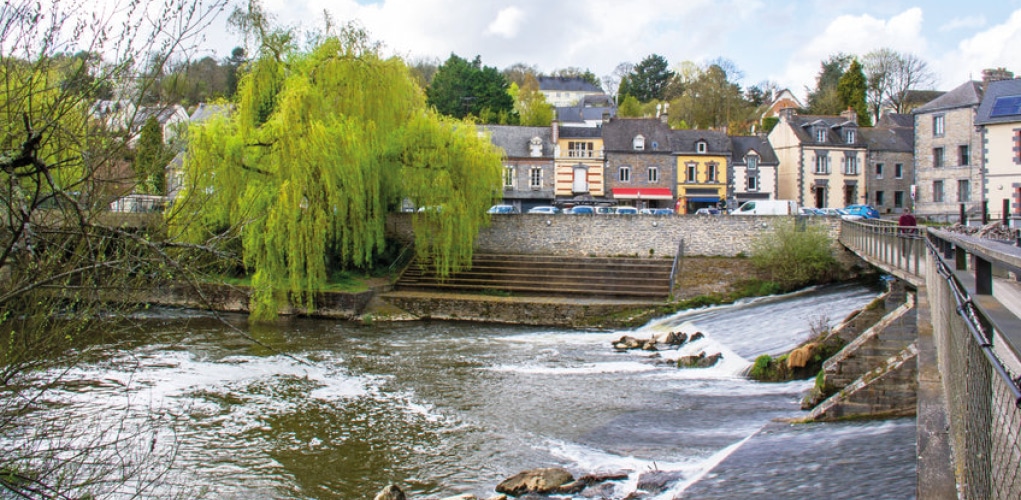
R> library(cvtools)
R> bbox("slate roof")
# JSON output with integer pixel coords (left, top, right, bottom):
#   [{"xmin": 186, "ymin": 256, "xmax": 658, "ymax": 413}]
[
  {"xmin": 558, "ymin": 125, "xmax": 602, "ymax": 139},
  {"xmin": 914, "ymin": 81, "xmax": 983, "ymax": 113},
  {"xmin": 669, "ymin": 129, "xmax": 731, "ymax": 154},
  {"xmin": 860, "ymin": 126, "xmax": 914, "ymax": 153},
  {"xmin": 975, "ymin": 78, "xmax": 1021, "ymax": 126},
  {"xmin": 731, "ymin": 136, "xmax": 778, "ymax": 164},
  {"xmin": 538, "ymin": 77, "xmax": 602, "ymax": 93},
  {"xmin": 600, "ymin": 118, "xmax": 672, "ymax": 152},
  {"xmin": 480, "ymin": 125, "xmax": 554, "ymax": 158},
  {"xmin": 876, "ymin": 113, "xmax": 913, "ymax": 129},
  {"xmin": 190, "ymin": 103, "xmax": 231, "ymax": 123},
  {"xmin": 555, "ymin": 105, "xmax": 615, "ymax": 125},
  {"xmin": 784, "ymin": 114, "xmax": 864, "ymax": 147}
]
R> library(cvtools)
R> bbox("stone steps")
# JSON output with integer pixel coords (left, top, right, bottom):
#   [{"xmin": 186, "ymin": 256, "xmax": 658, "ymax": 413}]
[{"xmin": 395, "ymin": 253, "xmax": 674, "ymax": 299}]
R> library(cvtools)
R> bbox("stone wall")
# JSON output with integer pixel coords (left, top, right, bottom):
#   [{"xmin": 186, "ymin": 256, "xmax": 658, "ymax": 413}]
[{"xmin": 387, "ymin": 214, "xmax": 841, "ymax": 258}]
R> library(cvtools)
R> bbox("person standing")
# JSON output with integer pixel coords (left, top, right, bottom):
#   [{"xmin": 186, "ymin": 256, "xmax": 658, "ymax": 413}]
[{"xmin": 898, "ymin": 208, "xmax": 918, "ymax": 256}]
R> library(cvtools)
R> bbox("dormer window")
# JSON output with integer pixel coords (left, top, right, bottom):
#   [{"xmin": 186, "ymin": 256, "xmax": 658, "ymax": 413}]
[
  {"xmin": 816, "ymin": 128, "xmax": 826, "ymax": 143},
  {"xmin": 846, "ymin": 129, "xmax": 856, "ymax": 144},
  {"xmin": 633, "ymin": 135, "xmax": 645, "ymax": 151},
  {"xmin": 696, "ymin": 141, "xmax": 708, "ymax": 154},
  {"xmin": 747, "ymin": 154, "xmax": 759, "ymax": 170},
  {"xmin": 528, "ymin": 136, "xmax": 543, "ymax": 157}
]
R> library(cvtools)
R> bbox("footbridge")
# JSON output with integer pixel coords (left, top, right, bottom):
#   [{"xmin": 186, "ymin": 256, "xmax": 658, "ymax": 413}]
[{"xmin": 839, "ymin": 219, "xmax": 1021, "ymax": 500}]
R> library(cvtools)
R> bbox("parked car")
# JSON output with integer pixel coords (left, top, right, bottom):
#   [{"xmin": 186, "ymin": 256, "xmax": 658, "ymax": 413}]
[
  {"xmin": 527, "ymin": 206, "xmax": 560, "ymax": 214},
  {"xmin": 652, "ymin": 208, "xmax": 675, "ymax": 215},
  {"xmin": 615, "ymin": 207, "xmax": 639, "ymax": 215},
  {"xmin": 569, "ymin": 206, "xmax": 595, "ymax": 214},
  {"xmin": 731, "ymin": 199, "xmax": 798, "ymax": 215},
  {"xmin": 799, "ymin": 207, "xmax": 823, "ymax": 216},
  {"xmin": 694, "ymin": 208, "xmax": 721, "ymax": 215},
  {"xmin": 594, "ymin": 206, "xmax": 616, "ymax": 215},
  {"xmin": 818, "ymin": 207, "xmax": 846, "ymax": 217},
  {"xmin": 487, "ymin": 204, "xmax": 519, "ymax": 214},
  {"xmin": 842, "ymin": 204, "xmax": 880, "ymax": 220}
]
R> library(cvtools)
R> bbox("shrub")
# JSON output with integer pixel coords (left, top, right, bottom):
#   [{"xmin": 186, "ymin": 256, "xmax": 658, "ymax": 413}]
[{"xmin": 750, "ymin": 218, "xmax": 837, "ymax": 289}]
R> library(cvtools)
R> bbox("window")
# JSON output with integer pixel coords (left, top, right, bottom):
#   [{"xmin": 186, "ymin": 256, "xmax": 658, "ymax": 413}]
[
  {"xmin": 648, "ymin": 166, "xmax": 659, "ymax": 183},
  {"xmin": 686, "ymin": 163, "xmax": 697, "ymax": 183},
  {"xmin": 815, "ymin": 153, "xmax": 829, "ymax": 174},
  {"xmin": 875, "ymin": 163, "xmax": 884, "ymax": 179},
  {"xmin": 933, "ymin": 180, "xmax": 944, "ymax": 203},
  {"xmin": 1015, "ymin": 131, "xmax": 1021, "ymax": 164},
  {"xmin": 572, "ymin": 166, "xmax": 588, "ymax": 193},
  {"xmin": 568, "ymin": 141, "xmax": 593, "ymax": 158},
  {"xmin": 846, "ymin": 129, "xmax": 856, "ymax": 144},
  {"xmin": 875, "ymin": 191, "xmax": 885, "ymax": 206},
  {"xmin": 747, "ymin": 174, "xmax": 759, "ymax": 191},
  {"xmin": 696, "ymin": 141, "xmax": 708, "ymax": 154},
  {"xmin": 747, "ymin": 155, "xmax": 758, "ymax": 170},
  {"xmin": 844, "ymin": 155, "xmax": 859, "ymax": 175},
  {"xmin": 503, "ymin": 166, "xmax": 515, "ymax": 188},
  {"xmin": 633, "ymin": 135, "xmax": 645, "ymax": 151},
  {"xmin": 816, "ymin": 128, "xmax": 826, "ymax": 143},
  {"xmin": 619, "ymin": 165, "xmax": 631, "ymax": 182},
  {"xmin": 933, "ymin": 114, "xmax": 945, "ymax": 136},
  {"xmin": 894, "ymin": 191, "xmax": 904, "ymax": 208},
  {"xmin": 959, "ymin": 145, "xmax": 970, "ymax": 166},
  {"xmin": 529, "ymin": 167, "xmax": 542, "ymax": 189},
  {"xmin": 706, "ymin": 163, "xmax": 717, "ymax": 182},
  {"xmin": 933, "ymin": 147, "xmax": 944, "ymax": 168},
  {"xmin": 895, "ymin": 163, "xmax": 904, "ymax": 179},
  {"xmin": 958, "ymin": 179, "xmax": 970, "ymax": 202}
]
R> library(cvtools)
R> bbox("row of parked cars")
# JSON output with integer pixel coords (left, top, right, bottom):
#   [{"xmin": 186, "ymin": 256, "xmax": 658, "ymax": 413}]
[
  {"xmin": 487, "ymin": 204, "xmax": 675, "ymax": 215},
  {"xmin": 798, "ymin": 204, "xmax": 881, "ymax": 220}
]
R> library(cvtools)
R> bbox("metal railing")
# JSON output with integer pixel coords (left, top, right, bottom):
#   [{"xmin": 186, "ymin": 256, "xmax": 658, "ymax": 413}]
[
  {"xmin": 924, "ymin": 231, "xmax": 1021, "ymax": 500},
  {"xmin": 839, "ymin": 219, "xmax": 925, "ymax": 284},
  {"xmin": 668, "ymin": 238, "xmax": 684, "ymax": 298}
]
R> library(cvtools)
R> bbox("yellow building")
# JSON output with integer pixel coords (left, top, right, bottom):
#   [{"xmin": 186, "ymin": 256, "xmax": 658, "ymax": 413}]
[
  {"xmin": 554, "ymin": 124, "xmax": 607, "ymax": 203},
  {"xmin": 672, "ymin": 130, "xmax": 731, "ymax": 213}
]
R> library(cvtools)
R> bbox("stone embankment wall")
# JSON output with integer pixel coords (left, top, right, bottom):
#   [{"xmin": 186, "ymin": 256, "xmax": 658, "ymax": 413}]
[
  {"xmin": 387, "ymin": 214, "xmax": 840, "ymax": 257},
  {"xmin": 149, "ymin": 283, "xmax": 374, "ymax": 319}
]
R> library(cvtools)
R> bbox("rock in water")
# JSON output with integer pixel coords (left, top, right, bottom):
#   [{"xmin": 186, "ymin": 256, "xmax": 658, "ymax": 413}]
[
  {"xmin": 374, "ymin": 485, "xmax": 406, "ymax": 500},
  {"xmin": 496, "ymin": 467, "xmax": 574, "ymax": 495}
]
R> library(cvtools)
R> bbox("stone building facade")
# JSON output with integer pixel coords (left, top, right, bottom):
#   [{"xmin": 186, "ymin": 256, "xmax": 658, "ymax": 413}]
[
  {"xmin": 861, "ymin": 114, "xmax": 915, "ymax": 215},
  {"xmin": 481, "ymin": 125, "xmax": 556, "ymax": 212},
  {"xmin": 601, "ymin": 117, "xmax": 676, "ymax": 210},
  {"xmin": 912, "ymin": 81, "xmax": 984, "ymax": 220}
]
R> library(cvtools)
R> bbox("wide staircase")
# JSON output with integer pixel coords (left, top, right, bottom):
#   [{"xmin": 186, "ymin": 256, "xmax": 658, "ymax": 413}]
[{"xmin": 394, "ymin": 253, "xmax": 674, "ymax": 299}]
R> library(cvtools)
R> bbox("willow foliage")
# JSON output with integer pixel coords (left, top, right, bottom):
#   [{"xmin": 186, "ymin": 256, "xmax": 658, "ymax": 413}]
[{"xmin": 172, "ymin": 33, "xmax": 503, "ymax": 320}]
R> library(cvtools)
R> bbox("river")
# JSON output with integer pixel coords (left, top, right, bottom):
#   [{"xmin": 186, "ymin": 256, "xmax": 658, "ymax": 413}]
[{"xmin": 17, "ymin": 282, "xmax": 917, "ymax": 498}]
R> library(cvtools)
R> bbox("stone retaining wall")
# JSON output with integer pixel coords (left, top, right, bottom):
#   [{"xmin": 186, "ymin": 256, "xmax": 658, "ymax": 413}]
[{"xmin": 387, "ymin": 214, "xmax": 841, "ymax": 257}]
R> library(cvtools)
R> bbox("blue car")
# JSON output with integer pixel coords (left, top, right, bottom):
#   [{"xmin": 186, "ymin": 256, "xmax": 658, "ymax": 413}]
[
  {"xmin": 843, "ymin": 204, "xmax": 880, "ymax": 219},
  {"xmin": 570, "ymin": 206, "xmax": 595, "ymax": 214}
]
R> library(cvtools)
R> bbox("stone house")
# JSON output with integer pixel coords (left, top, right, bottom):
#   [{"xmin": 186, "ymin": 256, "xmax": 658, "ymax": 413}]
[
  {"xmin": 860, "ymin": 113, "xmax": 914, "ymax": 215},
  {"xmin": 601, "ymin": 117, "xmax": 676, "ymax": 210},
  {"xmin": 768, "ymin": 109, "xmax": 867, "ymax": 209},
  {"xmin": 555, "ymin": 94, "xmax": 617, "ymax": 128},
  {"xmin": 974, "ymin": 75, "xmax": 1021, "ymax": 220},
  {"xmin": 912, "ymin": 80, "xmax": 984, "ymax": 220},
  {"xmin": 671, "ymin": 129, "xmax": 731, "ymax": 214},
  {"xmin": 554, "ymin": 123, "xmax": 608, "ymax": 205},
  {"xmin": 481, "ymin": 125, "xmax": 556, "ymax": 213},
  {"xmin": 538, "ymin": 77, "xmax": 604, "ymax": 107},
  {"xmin": 731, "ymin": 135, "xmax": 779, "ymax": 208}
]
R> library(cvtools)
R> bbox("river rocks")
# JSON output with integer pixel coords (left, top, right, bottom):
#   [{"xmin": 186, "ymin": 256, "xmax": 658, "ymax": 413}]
[
  {"xmin": 612, "ymin": 331, "xmax": 702, "ymax": 352},
  {"xmin": 677, "ymin": 351, "xmax": 722, "ymax": 368},
  {"xmin": 787, "ymin": 342, "xmax": 817, "ymax": 369},
  {"xmin": 495, "ymin": 467, "xmax": 574, "ymax": 496},
  {"xmin": 635, "ymin": 470, "xmax": 686, "ymax": 494},
  {"xmin": 374, "ymin": 485, "xmax": 406, "ymax": 500}
]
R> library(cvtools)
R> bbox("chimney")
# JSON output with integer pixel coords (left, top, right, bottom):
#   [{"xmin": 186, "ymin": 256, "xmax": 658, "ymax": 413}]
[
  {"xmin": 840, "ymin": 107, "xmax": 858, "ymax": 125},
  {"xmin": 551, "ymin": 118, "xmax": 559, "ymax": 143},
  {"xmin": 660, "ymin": 102, "xmax": 669, "ymax": 124},
  {"xmin": 982, "ymin": 67, "xmax": 1015, "ymax": 91},
  {"xmin": 602, "ymin": 112, "xmax": 611, "ymax": 124}
]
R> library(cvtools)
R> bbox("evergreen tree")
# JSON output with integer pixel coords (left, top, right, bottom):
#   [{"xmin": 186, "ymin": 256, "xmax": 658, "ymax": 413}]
[
  {"xmin": 837, "ymin": 59, "xmax": 871, "ymax": 126},
  {"xmin": 174, "ymin": 27, "xmax": 504, "ymax": 320},
  {"xmin": 623, "ymin": 54, "xmax": 674, "ymax": 102},
  {"xmin": 427, "ymin": 54, "xmax": 514, "ymax": 122},
  {"xmin": 133, "ymin": 116, "xmax": 170, "ymax": 194},
  {"xmin": 806, "ymin": 53, "xmax": 851, "ymax": 115}
]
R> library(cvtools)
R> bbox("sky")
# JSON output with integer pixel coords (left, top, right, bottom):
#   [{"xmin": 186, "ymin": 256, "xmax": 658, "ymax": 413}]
[{"xmin": 195, "ymin": 0, "xmax": 1021, "ymax": 101}]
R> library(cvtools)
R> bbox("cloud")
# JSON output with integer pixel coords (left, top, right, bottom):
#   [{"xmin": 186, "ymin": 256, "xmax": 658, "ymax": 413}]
[
  {"xmin": 935, "ymin": 9, "xmax": 1021, "ymax": 87},
  {"xmin": 773, "ymin": 8, "xmax": 927, "ymax": 98},
  {"xmin": 486, "ymin": 7, "xmax": 526, "ymax": 38},
  {"xmin": 939, "ymin": 15, "xmax": 987, "ymax": 32}
]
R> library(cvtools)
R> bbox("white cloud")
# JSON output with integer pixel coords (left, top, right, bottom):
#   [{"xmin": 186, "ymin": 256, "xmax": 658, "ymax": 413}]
[
  {"xmin": 935, "ymin": 9, "xmax": 1021, "ymax": 87},
  {"xmin": 486, "ymin": 7, "xmax": 526, "ymax": 38},
  {"xmin": 939, "ymin": 15, "xmax": 987, "ymax": 32},
  {"xmin": 773, "ymin": 8, "xmax": 928, "ymax": 99}
]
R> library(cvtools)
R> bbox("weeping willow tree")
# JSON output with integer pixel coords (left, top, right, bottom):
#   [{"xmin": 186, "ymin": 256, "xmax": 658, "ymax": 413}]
[{"xmin": 170, "ymin": 19, "xmax": 503, "ymax": 320}]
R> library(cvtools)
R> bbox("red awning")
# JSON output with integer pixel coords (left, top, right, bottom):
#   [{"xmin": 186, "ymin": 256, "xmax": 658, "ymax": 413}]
[{"xmin": 612, "ymin": 188, "xmax": 673, "ymax": 200}]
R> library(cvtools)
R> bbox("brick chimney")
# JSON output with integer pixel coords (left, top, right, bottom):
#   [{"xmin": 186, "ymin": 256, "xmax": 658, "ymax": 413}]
[
  {"xmin": 982, "ymin": 67, "xmax": 1015, "ymax": 91},
  {"xmin": 840, "ymin": 107, "xmax": 858, "ymax": 124},
  {"xmin": 551, "ymin": 118, "xmax": 559, "ymax": 143}
]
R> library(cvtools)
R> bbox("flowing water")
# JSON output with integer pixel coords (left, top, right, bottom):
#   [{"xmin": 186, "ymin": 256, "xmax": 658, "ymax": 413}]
[{"xmin": 15, "ymin": 282, "xmax": 917, "ymax": 498}]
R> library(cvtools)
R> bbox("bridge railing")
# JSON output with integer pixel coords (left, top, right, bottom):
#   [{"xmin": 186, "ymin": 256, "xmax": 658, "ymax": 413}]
[
  {"xmin": 839, "ymin": 219, "xmax": 925, "ymax": 282},
  {"xmin": 924, "ymin": 229, "xmax": 1021, "ymax": 500}
]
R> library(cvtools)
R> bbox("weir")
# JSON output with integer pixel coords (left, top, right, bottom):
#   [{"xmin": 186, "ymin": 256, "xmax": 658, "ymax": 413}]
[{"xmin": 839, "ymin": 219, "xmax": 1021, "ymax": 500}]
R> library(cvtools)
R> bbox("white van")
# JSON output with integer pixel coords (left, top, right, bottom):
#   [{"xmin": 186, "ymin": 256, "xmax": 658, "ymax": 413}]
[{"xmin": 731, "ymin": 200, "xmax": 798, "ymax": 215}]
